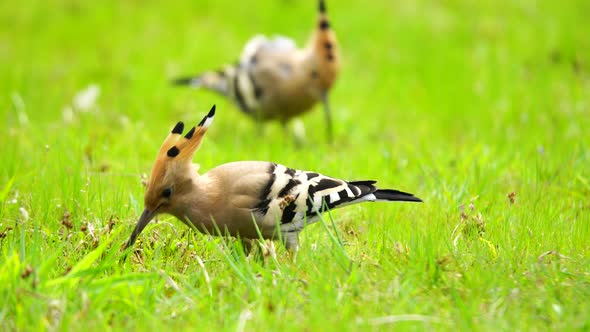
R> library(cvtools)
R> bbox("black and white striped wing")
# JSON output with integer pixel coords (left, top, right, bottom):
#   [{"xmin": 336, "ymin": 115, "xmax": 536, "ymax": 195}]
[{"xmin": 255, "ymin": 163, "xmax": 379, "ymax": 230}]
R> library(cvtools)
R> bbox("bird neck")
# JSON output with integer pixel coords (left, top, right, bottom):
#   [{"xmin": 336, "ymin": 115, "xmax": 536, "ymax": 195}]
[
  {"xmin": 306, "ymin": 2, "xmax": 340, "ymax": 91},
  {"xmin": 169, "ymin": 170, "xmax": 216, "ymax": 229}
]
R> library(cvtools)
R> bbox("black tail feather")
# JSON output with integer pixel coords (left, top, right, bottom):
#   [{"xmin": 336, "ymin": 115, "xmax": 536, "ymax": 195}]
[
  {"xmin": 374, "ymin": 189, "xmax": 423, "ymax": 203},
  {"xmin": 348, "ymin": 180, "xmax": 377, "ymax": 187},
  {"xmin": 172, "ymin": 76, "xmax": 198, "ymax": 86},
  {"xmin": 348, "ymin": 180, "xmax": 377, "ymax": 197}
]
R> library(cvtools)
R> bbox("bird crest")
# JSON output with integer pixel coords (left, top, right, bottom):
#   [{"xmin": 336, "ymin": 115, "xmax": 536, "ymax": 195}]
[{"xmin": 147, "ymin": 105, "xmax": 216, "ymax": 189}]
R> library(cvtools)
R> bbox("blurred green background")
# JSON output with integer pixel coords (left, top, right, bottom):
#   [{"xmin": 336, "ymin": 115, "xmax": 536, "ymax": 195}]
[{"xmin": 0, "ymin": 0, "xmax": 589, "ymax": 330}]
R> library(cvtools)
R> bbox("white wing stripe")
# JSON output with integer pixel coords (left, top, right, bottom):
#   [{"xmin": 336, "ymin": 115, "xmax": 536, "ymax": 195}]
[
  {"xmin": 329, "ymin": 192, "xmax": 340, "ymax": 204},
  {"xmin": 237, "ymin": 71, "xmax": 258, "ymax": 110},
  {"xmin": 344, "ymin": 186, "xmax": 354, "ymax": 198}
]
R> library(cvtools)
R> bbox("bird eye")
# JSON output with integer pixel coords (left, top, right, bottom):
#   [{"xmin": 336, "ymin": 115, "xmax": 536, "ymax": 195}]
[{"xmin": 162, "ymin": 187, "xmax": 173, "ymax": 198}]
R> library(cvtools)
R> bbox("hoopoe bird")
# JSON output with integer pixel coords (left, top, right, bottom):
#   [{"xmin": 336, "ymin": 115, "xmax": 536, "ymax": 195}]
[
  {"xmin": 125, "ymin": 106, "xmax": 422, "ymax": 251},
  {"xmin": 172, "ymin": 0, "xmax": 340, "ymax": 142}
]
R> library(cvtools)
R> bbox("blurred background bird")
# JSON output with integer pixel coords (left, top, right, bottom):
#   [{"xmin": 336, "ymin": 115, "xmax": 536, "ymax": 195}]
[{"xmin": 172, "ymin": 0, "xmax": 340, "ymax": 143}]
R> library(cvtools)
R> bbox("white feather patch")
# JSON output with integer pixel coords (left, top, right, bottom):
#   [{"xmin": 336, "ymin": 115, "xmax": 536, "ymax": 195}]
[
  {"xmin": 329, "ymin": 192, "xmax": 340, "ymax": 204},
  {"xmin": 268, "ymin": 165, "xmax": 290, "ymax": 198},
  {"xmin": 201, "ymin": 115, "xmax": 214, "ymax": 129},
  {"xmin": 365, "ymin": 193, "xmax": 377, "ymax": 201},
  {"xmin": 344, "ymin": 186, "xmax": 354, "ymax": 198},
  {"xmin": 312, "ymin": 195, "xmax": 323, "ymax": 212},
  {"xmin": 314, "ymin": 182, "xmax": 346, "ymax": 196},
  {"xmin": 237, "ymin": 71, "xmax": 259, "ymax": 110},
  {"xmin": 241, "ymin": 35, "xmax": 267, "ymax": 64}
]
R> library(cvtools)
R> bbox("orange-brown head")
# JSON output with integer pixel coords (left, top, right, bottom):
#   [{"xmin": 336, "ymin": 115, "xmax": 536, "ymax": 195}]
[{"xmin": 125, "ymin": 105, "xmax": 216, "ymax": 249}]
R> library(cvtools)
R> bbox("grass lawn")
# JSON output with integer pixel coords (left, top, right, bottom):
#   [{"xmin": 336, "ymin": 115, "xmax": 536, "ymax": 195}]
[{"xmin": 1, "ymin": 0, "xmax": 589, "ymax": 330}]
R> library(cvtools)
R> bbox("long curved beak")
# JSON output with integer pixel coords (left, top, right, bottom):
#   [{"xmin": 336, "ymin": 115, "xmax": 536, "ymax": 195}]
[{"xmin": 125, "ymin": 208, "xmax": 156, "ymax": 249}]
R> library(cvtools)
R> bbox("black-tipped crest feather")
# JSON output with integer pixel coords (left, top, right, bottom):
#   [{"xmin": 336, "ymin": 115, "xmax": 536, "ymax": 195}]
[
  {"xmin": 172, "ymin": 121, "xmax": 184, "ymax": 134},
  {"xmin": 319, "ymin": 0, "xmax": 327, "ymax": 13},
  {"xmin": 198, "ymin": 105, "xmax": 216, "ymax": 126},
  {"xmin": 184, "ymin": 127, "xmax": 196, "ymax": 139},
  {"xmin": 167, "ymin": 146, "xmax": 180, "ymax": 157},
  {"xmin": 208, "ymin": 105, "xmax": 216, "ymax": 117}
]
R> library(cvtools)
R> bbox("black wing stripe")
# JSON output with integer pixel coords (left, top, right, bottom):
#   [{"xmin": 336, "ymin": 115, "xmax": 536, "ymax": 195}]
[
  {"xmin": 248, "ymin": 71, "xmax": 264, "ymax": 100},
  {"xmin": 254, "ymin": 198, "xmax": 271, "ymax": 215},
  {"xmin": 285, "ymin": 167, "xmax": 296, "ymax": 177},
  {"xmin": 281, "ymin": 201, "xmax": 297, "ymax": 224},
  {"xmin": 315, "ymin": 178, "xmax": 342, "ymax": 192},
  {"xmin": 254, "ymin": 163, "xmax": 276, "ymax": 215},
  {"xmin": 334, "ymin": 189, "xmax": 353, "ymax": 205},
  {"xmin": 348, "ymin": 180, "xmax": 377, "ymax": 196},
  {"xmin": 306, "ymin": 172, "xmax": 319, "ymax": 180},
  {"xmin": 278, "ymin": 179, "xmax": 301, "ymax": 197},
  {"xmin": 233, "ymin": 70, "xmax": 250, "ymax": 113},
  {"xmin": 259, "ymin": 165, "xmax": 276, "ymax": 200}
]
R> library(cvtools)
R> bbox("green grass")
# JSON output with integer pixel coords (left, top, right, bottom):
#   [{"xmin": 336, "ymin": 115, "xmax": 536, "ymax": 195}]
[{"xmin": 1, "ymin": 0, "xmax": 589, "ymax": 330}]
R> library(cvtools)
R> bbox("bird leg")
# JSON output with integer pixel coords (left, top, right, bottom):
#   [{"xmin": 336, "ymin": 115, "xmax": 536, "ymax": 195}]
[
  {"xmin": 239, "ymin": 238, "xmax": 254, "ymax": 255},
  {"xmin": 254, "ymin": 111, "xmax": 265, "ymax": 137},
  {"xmin": 292, "ymin": 119, "xmax": 306, "ymax": 148},
  {"xmin": 281, "ymin": 120, "xmax": 305, "ymax": 148},
  {"xmin": 321, "ymin": 93, "xmax": 333, "ymax": 143},
  {"xmin": 282, "ymin": 231, "xmax": 300, "ymax": 252}
]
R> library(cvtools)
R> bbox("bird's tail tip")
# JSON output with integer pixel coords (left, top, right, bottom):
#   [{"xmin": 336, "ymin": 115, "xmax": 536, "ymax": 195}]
[
  {"xmin": 171, "ymin": 76, "xmax": 199, "ymax": 86},
  {"xmin": 374, "ymin": 189, "xmax": 423, "ymax": 203}
]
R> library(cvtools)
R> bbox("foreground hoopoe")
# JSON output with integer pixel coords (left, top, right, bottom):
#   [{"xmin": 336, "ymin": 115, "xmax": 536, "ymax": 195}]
[
  {"xmin": 172, "ymin": 0, "xmax": 340, "ymax": 142},
  {"xmin": 125, "ymin": 105, "xmax": 422, "ymax": 251}
]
